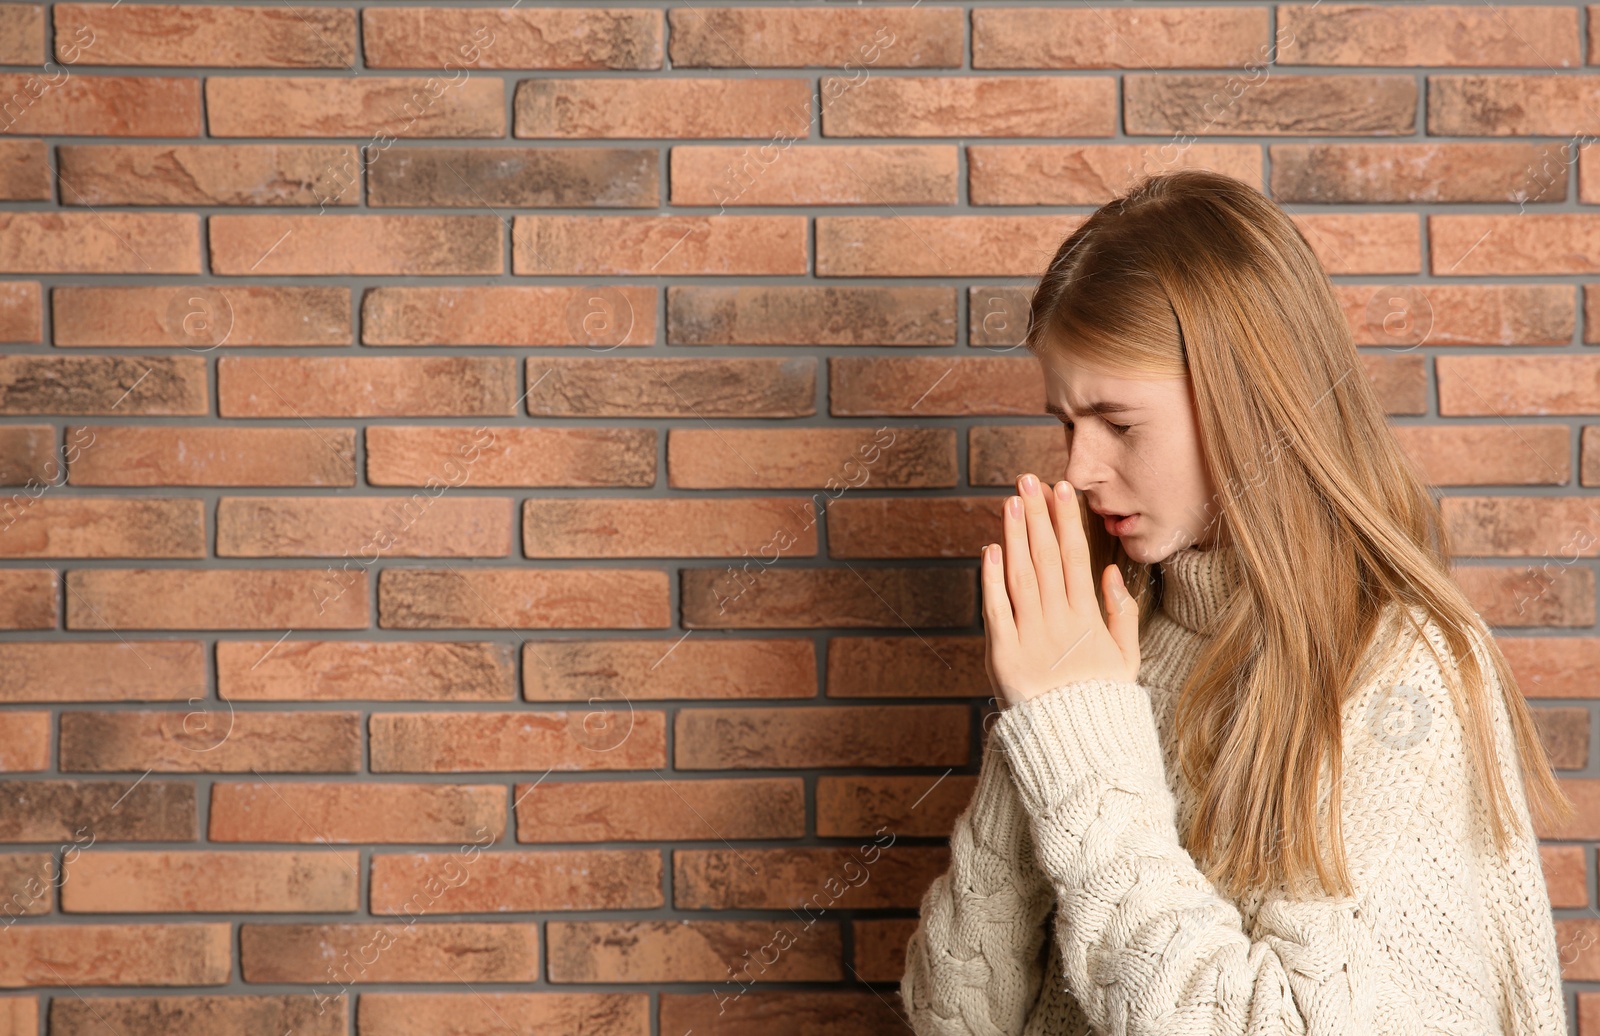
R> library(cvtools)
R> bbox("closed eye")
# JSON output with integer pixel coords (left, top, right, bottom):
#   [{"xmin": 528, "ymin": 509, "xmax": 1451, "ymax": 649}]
[{"xmin": 1061, "ymin": 419, "xmax": 1132, "ymax": 436}]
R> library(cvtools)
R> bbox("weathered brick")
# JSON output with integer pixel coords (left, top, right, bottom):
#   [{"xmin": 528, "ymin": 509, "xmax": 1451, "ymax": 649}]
[
  {"xmin": 55, "ymin": 285, "xmax": 349, "ymax": 347},
  {"xmin": 65, "ymin": 569, "xmax": 370, "ymax": 630},
  {"xmin": 0, "ymin": 4, "xmax": 43, "ymax": 63},
  {"xmin": 1278, "ymin": 5, "xmax": 1577, "ymax": 66},
  {"xmin": 514, "ymin": 214, "xmax": 805, "ymax": 275},
  {"xmin": 207, "ymin": 77, "xmax": 504, "ymax": 137},
  {"xmin": 0, "ymin": 355, "xmax": 208, "ymax": 415},
  {"xmin": 679, "ymin": 565, "xmax": 974, "ymax": 629},
  {"xmin": 362, "ymin": 286, "xmax": 657, "ymax": 346},
  {"xmin": 366, "ymin": 425, "xmax": 655, "ymax": 487},
  {"xmin": 1334, "ymin": 282, "xmax": 1572, "ymax": 346},
  {"xmin": 973, "ymin": 6, "xmax": 1266, "ymax": 67},
  {"xmin": 218, "ymin": 640, "xmax": 516, "ymax": 701},
  {"xmin": 364, "ymin": 8, "xmax": 660, "ymax": 69},
  {"xmin": 1294, "ymin": 212, "xmax": 1421, "ymax": 274},
  {"xmin": 1430, "ymin": 214, "xmax": 1600, "ymax": 274},
  {"xmin": 0, "ymin": 925, "xmax": 229, "ymax": 985},
  {"xmin": 1124, "ymin": 73, "xmax": 1416, "ymax": 135},
  {"xmin": 0, "ymin": 75, "xmax": 201, "ymax": 136},
  {"xmin": 666, "ymin": 426, "xmax": 954, "ymax": 488},
  {"xmin": 816, "ymin": 215, "xmax": 1078, "ymax": 277},
  {"xmin": 0, "ymin": 853, "xmax": 53, "ymax": 917},
  {"xmin": 1499, "ymin": 637, "xmax": 1600, "ymax": 698},
  {"xmin": 0, "ymin": 140, "xmax": 47, "ymax": 200},
  {"xmin": 0, "ymin": 282, "xmax": 40, "ymax": 343},
  {"xmin": 0, "ymin": 712, "xmax": 47, "ymax": 770},
  {"xmin": 59, "ymin": 710, "xmax": 361, "ymax": 773},
  {"xmin": 673, "ymin": 845, "xmax": 943, "ymax": 909},
  {"xmin": 548, "ymin": 920, "xmax": 841, "ymax": 982},
  {"xmin": 1440, "ymin": 355, "xmax": 1600, "ymax": 415},
  {"xmin": 367, "ymin": 146, "xmax": 659, "ymax": 208},
  {"xmin": 209, "ymin": 782, "xmax": 504, "ymax": 843},
  {"xmin": 521, "ymin": 358, "xmax": 814, "ymax": 418},
  {"xmin": 853, "ymin": 918, "xmax": 918, "ymax": 983},
  {"xmin": 0, "ymin": 571, "xmax": 54, "ymax": 629},
  {"xmin": 1442, "ymin": 497, "xmax": 1600, "ymax": 557},
  {"xmin": 514, "ymin": 77, "xmax": 812, "ymax": 138},
  {"xmin": 0, "ymin": 778, "xmax": 196, "ymax": 841},
  {"xmin": 514, "ymin": 777, "xmax": 803, "ymax": 841},
  {"xmin": 825, "ymin": 635, "xmax": 987, "ymax": 699},
  {"xmin": 61, "ymin": 852, "xmax": 359, "ymax": 912},
  {"xmin": 1430, "ymin": 75, "xmax": 1600, "ymax": 135},
  {"xmin": 1456, "ymin": 564, "xmax": 1593, "ymax": 628},
  {"xmin": 967, "ymin": 425, "xmax": 1070, "ymax": 488},
  {"xmin": 1533, "ymin": 706, "xmax": 1589, "ymax": 769},
  {"xmin": 670, "ymin": 7, "xmax": 959, "ymax": 67},
  {"xmin": 370, "ymin": 710, "xmax": 666, "ymax": 772},
  {"xmin": 830, "ymin": 355, "xmax": 1039, "ymax": 415},
  {"xmin": 371, "ymin": 851, "xmax": 662, "ymax": 914},
  {"xmin": 66, "ymin": 426, "xmax": 356, "ymax": 487},
  {"xmin": 826, "ymin": 496, "xmax": 1004, "ymax": 558},
  {"xmin": 57, "ymin": 145, "xmax": 360, "ymax": 207},
  {"xmin": 378, "ymin": 568, "xmax": 671, "ymax": 629},
  {"xmin": 823, "ymin": 75, "xmax": 1116, "ymax": 136},
  {"xmin": 49, "ymin": 994, "xmax": 346, "ymax": 1036},
  {"xmin": 240, "ymin": 922, "xmax": 537, "ymax": 982},
  {"xmin": 660, "ymin": 990, "xmax": 901, "ymax": 1034},
  {"xmin": 218, "ymin": 357, "xmax": 519, "ymax": 417},
  {"xmin": 523, "ymin": 497, "xmax": 818, "ymax": 558},
  {"xmin": 671, "ymin": 144, "xmax": 957, "ymax": 206},
  {"xmin": 817, "ymin": 774, "xmax": 977, "ymax": 838},
  {"xmin": 0, "ymin": 213, "xmax": 199, "ymax": 273},
  {"xmin": 1273, "ymin": 142, "xmax": 1568, "ymax": 203},
  {"xmin": 522, "ymin": 638, "xmax": 815, "ymax": 702},
  {"xmin": 0, "ymin": 425, "xmax": 54, "ymax": 485},
  {"xmin": 674, "ymin": 704, "xmax": 966, "ymax": 768},
  {"xmin": 967, "ymin": 143, "xmax": 1259, "ymax": 205},
  {"xmin": 0, "ymin": 498, "xmax": 205, "ymax": 558},
  {"xmin": 1393, "ymin": 425, "xmax": 1569, "ymax": 486},
  {"xmin": 355, "ymin": 993, "xmax": 646, "ymax": 1036},
  {"xmin": 0, "ymin": 641, "xmax": 203, "ymax": 702},
  {"xmin": 217, "ymin": 496, "xmax": 513, "ymax": 557},
  {"xmin": 56, "ymin": 3, "xmax": 356, "ymax": 66},
  {"xmin": 210, "ymin": 215, "xmax": 501, "ymax": 276},
  {"xmin": 668, "ymin": 285, "xmax": 955, "ymax": 345}
]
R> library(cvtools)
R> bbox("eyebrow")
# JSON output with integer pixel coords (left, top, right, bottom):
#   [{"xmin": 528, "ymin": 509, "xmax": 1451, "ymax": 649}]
[{"xmin": 1043, "ymin": 400, "xmax": 1142, "ymax": 419}]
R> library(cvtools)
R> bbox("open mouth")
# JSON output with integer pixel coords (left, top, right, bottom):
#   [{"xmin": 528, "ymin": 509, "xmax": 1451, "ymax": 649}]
[{"xmin": 1102, "ymin": 513, "xmax": 1139, "ymax": 535}]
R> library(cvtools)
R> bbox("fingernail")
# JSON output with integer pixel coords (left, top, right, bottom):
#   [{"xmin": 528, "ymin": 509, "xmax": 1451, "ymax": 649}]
[
  {"xmin": 1020, "ymin": 474, "xmax": 1038, "ymax": 494},
  {"xmin": 1008, "ymin": 496, "xmax": 1022, "ymax": 517}
]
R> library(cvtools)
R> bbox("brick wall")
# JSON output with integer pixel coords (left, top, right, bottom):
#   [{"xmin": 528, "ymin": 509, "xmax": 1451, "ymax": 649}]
[{"xmin": 0, "ymin": 1, "xmax": 1599, "ymax": 1034}]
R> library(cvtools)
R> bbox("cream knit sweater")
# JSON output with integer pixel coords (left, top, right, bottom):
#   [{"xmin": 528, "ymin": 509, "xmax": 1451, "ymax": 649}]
[{"xmin": 901, "ymin": 540, "xmax": 1569, "ymax": 1035}]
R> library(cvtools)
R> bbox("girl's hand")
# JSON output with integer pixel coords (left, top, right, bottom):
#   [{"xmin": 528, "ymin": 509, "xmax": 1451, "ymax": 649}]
[{"xmin": 983, "ymin": 474, "xmax": 1141, "ymax": 710}]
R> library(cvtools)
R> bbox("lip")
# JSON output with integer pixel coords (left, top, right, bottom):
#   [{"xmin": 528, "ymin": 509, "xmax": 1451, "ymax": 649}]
[{"xmin": 1100, "ymin": 512, "xmax": 1139, "ymax": 536}]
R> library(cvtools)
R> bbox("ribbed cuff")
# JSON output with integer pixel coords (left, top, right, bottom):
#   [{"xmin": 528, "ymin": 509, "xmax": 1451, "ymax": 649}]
[
  {"xmin": 965, "ymin": 726, "xmax": 1032, "ymax": 853},
  {"xmin": 990, "ymin": 678, "xmax": 1167, "ymax": 818}
]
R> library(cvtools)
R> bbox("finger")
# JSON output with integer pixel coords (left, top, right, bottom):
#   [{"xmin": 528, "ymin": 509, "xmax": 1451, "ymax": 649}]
[
  {"xmin": 981, "ymin": 541, "xmax": 1018, "ymax": 650},
  {"xmin": 1102, "ymin": 561, "xmax": 1140, "ymax": 673},
  {"xmin": 1002, "ymin": 493, "xmax": 1041, "ymax": 639},
  {"xmin": 1018, "ymin": 473, "xmax": 1070, "ymax": 631},
  {"xmin": 1053, "ymin": 480, "xmax": 1095, "ymax": 607}
]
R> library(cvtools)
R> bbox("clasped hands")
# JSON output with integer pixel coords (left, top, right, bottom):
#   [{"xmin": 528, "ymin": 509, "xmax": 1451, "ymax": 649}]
[{"xmin": 983, "ymin": 474, "xmax": 1142, "ymax": 710}]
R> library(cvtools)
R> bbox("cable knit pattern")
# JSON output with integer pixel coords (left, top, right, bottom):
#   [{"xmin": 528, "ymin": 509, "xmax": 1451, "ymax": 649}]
[{"xmin": 901, "ymin": 542, "xmax": 1568, "ymax": 1035}]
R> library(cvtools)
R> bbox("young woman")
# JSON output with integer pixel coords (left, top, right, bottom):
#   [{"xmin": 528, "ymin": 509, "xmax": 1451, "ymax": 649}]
[{"xmin": 900, "ymin": 170, "xmax": 1575, "ymax": 1035}]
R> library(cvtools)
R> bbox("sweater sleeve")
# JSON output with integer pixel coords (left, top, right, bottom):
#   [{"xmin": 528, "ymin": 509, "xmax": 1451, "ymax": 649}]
[
  {"xmin": 900, "ymin": 725, "xmax": 1058, "ymax": 1035},
  {"xmin": 988, "ymin": 625, "xmax": 1481, "ymax": 1035}
]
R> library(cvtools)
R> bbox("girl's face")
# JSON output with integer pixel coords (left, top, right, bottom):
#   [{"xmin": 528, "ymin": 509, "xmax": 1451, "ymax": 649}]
[{"xmin": 1040, "ymin": 350, "xmax": 1224, "ymax": 564}]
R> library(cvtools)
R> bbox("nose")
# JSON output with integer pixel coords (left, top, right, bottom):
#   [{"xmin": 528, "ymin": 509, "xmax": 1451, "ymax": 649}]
[{"xmin": 1062, "ymin": 427, "xmax": 1111, "ymax": 493}]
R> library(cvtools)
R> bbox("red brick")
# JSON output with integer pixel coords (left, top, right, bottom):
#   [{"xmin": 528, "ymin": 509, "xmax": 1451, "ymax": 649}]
[
  {"xmin": 1285, "ymin": 5, "xmax": 1576, "ymax": 66},
  {"xmin": 1125, "ymin": 73, "xmax": 1416, "ymax": 135},
  {"xmin": 523, "ymin": 358, "xmax": 814, "ymax": 418},
  {"xmin": 668, "ymin": 285, "xmax": 955, "ymax": 345},
  {"xmin": 830, "ymin": 355, "xmax": 1039, "ymax": 415},
  {"xmin": 515, "ymin": 77, "xmax": 812, "ymax": 138},
  {"xmin": 364, "ymin": 8, "xmax": 660, "ymax": 69},
  {"xmin": 666, "ymin": 426, "xmax": 954, "ymax": 488},
  {"xmin": 367, "ymin": 146, "xmax": 659, "ymax": 208},
  {"xmin": 681, "ymin": 564, "xmax": 975, "ymax": 629},
  {"xmin": 0, "ymin": 282, "xmax": 40, "ymax": 343},
  {"xmin": 0, "ymin": 498, "xmax": 204, "ymax": 558},
  {"xmin": 0, "ymin": 641, "xmax": 203, "ymax": 702},
  {"xmin": 61, "ymin": 851, "xmax": 359, "ymax": 912},
  {"xmin": 514, "ymin": 777, "xmax": 803, "ymax": 841},
  {"xmin": 66, "ymin": 426, "xmax": 356, "ymax": 487},
  {"xmin": 817, "ymin": 774, "xmax": 977, "ymax": 837},
  {"xmin": 1393, "ymin": 425, "xmax": 1569, "ymax": 486},
  {"xmin": 0, "ymin": 778, "xmax": 196, "ymax": 841},
  {"xmin": 0, "ymin": 74, "xmax": 200, "ymax": 137},
  {"xmin": 210, "ymin": 214, "xmax": 501, "ymax": 276},
  {"xmin": 673, "ymin": 845, "xmax": 941, "ymax": 909},
  {"xmin": 218, "ymin": 640, "xmax": 516, "ymax": 702},
  {"xmin": 0, "ymin": 425, "xmax": 54, "ymax": 485},
  {"xmin": 0, "ymin": 140, "xmax": 47, "ymax": 200},
  {"xmin": 1431, "ymin": 214, "xmax": 1600, "ymax": 275},
  {"xmin": 218, "ymin": 357, "xmax": 519, "ymax": 418},
  {"xmin": 670, "ymin": 144, "xmax": 958, "ymax": 206},
  {"xmin": 674, "ymin": 705, "xmax": 967, "ymax": 768},
  {"xmin": 55, "ymin": 285, "xmax": 349, "ymax": 347},
  {"xmin": 217, "ymin": 496, "xmax": 513, "ymax": 557},
  {"xmin": 0, "ymin": 571, "xmax": 55, "ymax": 629},
  {"xmin": 522, "ymin": 638, "xmax": 815, "ymax": 702},
  {"xmin": 378, "ymin": 568, "xmax": 670, "ymax": 629},
  {"xmin": 1334, "ymin": 282, "xmax": 1572, "ymax": 346},
  {"xmin": 827, "ymin": 497, "xmax": 1005, "ymax": 558},
  {"xmin": 0, "ymin": 5, "xmax": 44, "ymax": 63},
  {"xmin": 366, "ymin": 425, "xmax": 656, "ymax": 487},
  {"xmin": 207, "ymin": 77, "xmax": 504, "ymax": 137},
  {"xmin": 0, "ymin": 995, "xmax": 37, "ymax": 1034},
  {"xmin": 362, "ymin": 286, "xmax": 657, "ymax": 346},
  {"xmin": 239, "ymin": 923, "xmax": 537, "ymax": 983},
  {"xmin": 1431, "ymin": 75, "xmax": 1600, "ymax": 135},
  {"xmin": 209, "ymin": 782, "xmax": 504, "ymax": 843},
  {"xmin": 370, "ymin": 710, "xmax": 666, "ymax": 771},
  {"xmin": 57, "ymin": 3, "xmax": 355, "ymax": 67},
  {"xmin": 371, "ymin": 850, "xmax": 662, "ymax": 913},
  {"xmin": 0, "ymin": 711, "xmax": 47, "ymax": 770},
  {"xmin": 967, "ymin": 143, "xmax": 1259, "ymax": 205},
  {"xmin": 65, "ymin": 569, "xmax": 370, "ymax": 630},
  {"xmin": 973, "ymin": 6, "xmax": 1266, "ymax": 67},
  {"xmin": 823, "ymin": 75, "xmax": 1116, "ymax": 137},
  {"xmin": 670, "ymin": 7, "xmax": 959, "ymax": 67},
  {"xmin": 57, "ymin": 145, "xmax": 359, "ymax": 207},
  {"xmin": 660, "ymin": 990, "xmax": 900, "ymax": 1034},
  {"xmin": 1440, "ymin": 356, "xmax": 1600, "ymax": 415},
  {"xmin": 48, "ymin": 994, "xmax": 346, "ymax": 1036},
  {"xmin": 548, "ymin": 919, "xmax": 841, "ymax": 982},
  {"xmin": 1294, "ymin": 212, "xmax": 1421, "ymax": 274},
  {"xmin": 853, "ymin": 918, "xmax": 918, "ymax": 983},
  {"xmin": 816, "ymin": 215, "xmax": 1078, "ymax": 277},
  {"xmin": 514, "ymin": 214, "xmax": 804, "ymax": 275},
  {"xmin": 0, "ymin": 925, "xmax": 230, "ymax": 985},
  {"xmin": 0, "ymin": 356, "xmax": 208, "ymax": 415},
  {"xmin": 355, "ymin": 993, "xmax": 646, "ymax": 1036},
  {"xmin": 0, "ymin": 213, "xmax": 199, "ymax": 273},
  {"xmin": 1273, "ymin": 142, "xmax": 1568, "ymax": 203},
  {"xmin": 523, "ymin": 497, "xmax": 818, "ymax": 558},
  {"xmin": 59, "ymin": 710, "xmax": 361, "ymax": 773}
]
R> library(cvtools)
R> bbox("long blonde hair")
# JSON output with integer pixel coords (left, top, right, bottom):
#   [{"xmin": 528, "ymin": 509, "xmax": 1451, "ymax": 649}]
[{"xmin": 1024, "ymin": 168, "xmax": 1574, "ymax": 901}]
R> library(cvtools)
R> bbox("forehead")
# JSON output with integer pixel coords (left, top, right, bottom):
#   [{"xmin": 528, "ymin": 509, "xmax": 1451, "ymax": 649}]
[{"xmin": 1039, "ymin": 353, "xmax": 1177, "ymax": 414}]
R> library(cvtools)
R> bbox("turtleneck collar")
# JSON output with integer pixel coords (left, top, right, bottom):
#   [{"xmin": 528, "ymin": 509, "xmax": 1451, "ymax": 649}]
[{"xmin": 1155, "ymin": 540, "xmax": 1244, "ymax": 635}]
